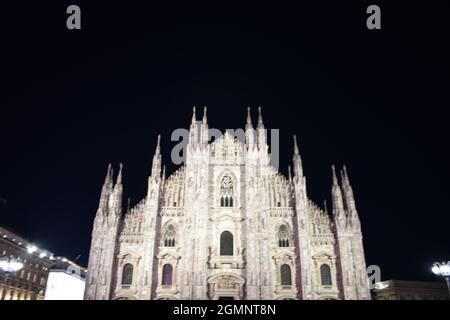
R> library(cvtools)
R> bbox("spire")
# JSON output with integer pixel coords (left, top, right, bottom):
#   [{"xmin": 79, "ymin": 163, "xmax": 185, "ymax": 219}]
[
  {"xmin": 202, "ymin": 106, "xmax": 207, "ymax": 124},
  {"xmin": 293, "ymin": 134, "xmax": 300, "ymax": 155},
  {"xmin": 97, "ymin": 164, "xmax": 113, "ymax": 214},
  {"xmin": 292, "ymin": 135, "xmax": 303, "ymax": 177},
  {"xmin": 116, "ymin": 163, "xmax": 123, "ymax": 184},
  {"xmin": 339, "ymin": 167, "xmax": 348, "ymax": 201},
  {"xmin": 191, "ymin": 106, "xmax": 197, "ymax": 126},
  {"xmin": 257, "ymin": 106, "xmax": 264, "ymax": 128},
  {"xmin": 246, "ymin": 106, "xmax": 253, "ymax": 129},
  {"xmin": 340, "ymin": 165, "xmax": 353, "ymax": 198},
  {"xmin": 331, "ymin": 164, "xmax": 345, "ymax": 219},
  {"xmin": 189, "ymin": 106, "xmax": 199, "ymax": 147},
  {"xmin": 342, "ymin": 165, "xmax": 351, "ymax": 187},
  {"xmin": 245, "ymin": 106, "xmax": 256, "ymax": 150},
  {"xmin": 110, "ymin": 163, "xmax": 123, "ymax": 217},
  {"xmin": 332, "ymin": 164, "xmax": 338, "ymax": 186},
  {"xmin": 151, "ymin": 135, "xmax": 162, "ymax": 178},
  {"xmin": 256, "ymin": 106, "xmax": 267, "ymax": 149},
  {"xmin": 288, "ymin": 165, "xmax": 293, "ymax": 184},
  {"xmin": 341, "ymin": 165, "xmax": 358, "ymax": 223},
  {"xmin": 103, "ymin": 163, "xmax": 112, "ymax": 188},
  {"xmin": 155, "ymin": 134, "xmax": 161, "ymax": 155},
  {"xmin": 200, "ymin": 106, "xmax": 209, "ymax": 147},
  {"xmin": 107, "ymin": 164, "xmax": 114, "ymax": 190}
]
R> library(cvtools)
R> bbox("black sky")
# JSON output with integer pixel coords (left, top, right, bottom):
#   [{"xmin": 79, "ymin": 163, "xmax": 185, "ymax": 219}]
[{"xmin": 1, "ymin": 1, "xmax": 449, "ymax": 282}]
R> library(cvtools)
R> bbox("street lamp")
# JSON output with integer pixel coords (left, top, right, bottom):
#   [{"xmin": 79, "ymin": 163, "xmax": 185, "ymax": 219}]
[
  {"xmin": 0, "ymin": 256, "xmax": 24, "ymax": 300},
  {"xmin": 431, "ymin": 261, "xmax": 450, "ymax": 295}
]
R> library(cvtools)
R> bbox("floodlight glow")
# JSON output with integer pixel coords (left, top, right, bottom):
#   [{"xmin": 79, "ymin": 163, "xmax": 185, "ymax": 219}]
[
  {"xmin": 431, "ymin": 265, "xmax": 440, "ymax": 275},
  {"xmin": 27, "ymin": 245, "xmax": 38, "ymax": 254},
  {"xmin": 0, "ymin": 257, "xmax": 24, "ymax": 273},
  {"xmin": 431, "ymin": 261, "xmax": 450, "ymax": 277}
]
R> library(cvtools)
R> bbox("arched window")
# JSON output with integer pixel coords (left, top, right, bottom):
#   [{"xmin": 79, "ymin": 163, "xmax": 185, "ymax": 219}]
[
  {"xmin": 320, "ymin": 264, "xmax": 332, "ymax": 285},
  {"xmin": 220, "ymin": 175, "xmax": 234, "ymax": 207},
  {"xmin": 162, "ymin": 264, "xmax": 173, "ymax": 285},
  {"xmin": 220, "ymin": 231, "xmax": 233, "ymax": 256},
  {"xmin": 281, "ymin": 264, "xmax": 292, "ymax": 285},
  {"xmin": 122, "ymin": 263, "xmax": 133, "ymax": 285},
  {"xmin": 163, "ymin": 225, "xmax": 176, "ymax": 247},
  {"xmin": 278, "ymin": 225, "xmax": 290, "ymax": 247}
]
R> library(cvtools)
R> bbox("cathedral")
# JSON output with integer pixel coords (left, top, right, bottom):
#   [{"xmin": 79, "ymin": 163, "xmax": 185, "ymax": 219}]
[{"xmin": 84, "ymin": 107, "xmax": 371, "ymax": 300}]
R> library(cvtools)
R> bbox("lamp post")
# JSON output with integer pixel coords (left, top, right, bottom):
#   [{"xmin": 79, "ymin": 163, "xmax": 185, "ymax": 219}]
[
  {"xmin": 0, "ymin": 256, "xmax": 24, "ymax": 300},
  {"xmin": 431, "ymin": 261, "xmax": 450, "ymax": 295}
]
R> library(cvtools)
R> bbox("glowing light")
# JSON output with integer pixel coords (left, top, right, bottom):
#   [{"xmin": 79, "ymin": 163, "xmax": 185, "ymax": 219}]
[
  {"xmin": 431, "ymin": 265, "xmax": 440, "ymax": 275},
  {"xmin": 374, "ymin": 282, "xmax": 389, "ymax": 290},
  {"xmin": 27, "ymin": 245, "xmax": 38, "ymax": 254},
  {"xmin": 431, "ymin": 261, "xmax": 450, "ymax": 277},
  {"xmin": 441, "ymin": 264, "xmax": 450, "ymax": 276},
  {"xmin": 0, "ymin": 257, "xmax": 24, "ymax": 273}
]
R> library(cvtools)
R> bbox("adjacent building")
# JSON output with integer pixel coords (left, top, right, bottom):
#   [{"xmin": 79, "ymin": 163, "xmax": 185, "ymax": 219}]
[
  {"xmin": 0, "ymin": 226, "xmax": 54, "ymax": 300},
  {"xmin": 44, "ymin": 260, "xmax": 86, "ymax": 300},
  {"xmin": 374, "ymin": 280, "xmax": 449, "ymax": 300},
  {"xmin": 85, "ymin": 107, "xmax": 371, "ymax": 300},
  {"xmin": 0, "ymin": 225, "xmax": 86, "ymax": 300}
]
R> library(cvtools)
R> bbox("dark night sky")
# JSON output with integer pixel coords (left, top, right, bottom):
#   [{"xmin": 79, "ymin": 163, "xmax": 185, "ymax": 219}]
[{"xmin": 1, "ymin": 1, "xmax": 449, "ymax": 282}]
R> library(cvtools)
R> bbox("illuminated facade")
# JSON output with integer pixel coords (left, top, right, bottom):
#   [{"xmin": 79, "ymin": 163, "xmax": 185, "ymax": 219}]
[
  {"xmin": 84, "ymin": 108, "xmax": 371, "ymax": 300},
  {"xmin": 0, "ymin": 226, "xmax": 53, "ymax": 300},
  {"xmin": 374, "ymin": 280, "xmax": 450, "ymax": 300}
]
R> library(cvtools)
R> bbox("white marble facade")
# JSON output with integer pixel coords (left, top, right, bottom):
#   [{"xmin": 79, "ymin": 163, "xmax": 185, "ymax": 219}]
[{"xmin": 84, "ymin": 107, "xmax": 371, "ymax": 300}]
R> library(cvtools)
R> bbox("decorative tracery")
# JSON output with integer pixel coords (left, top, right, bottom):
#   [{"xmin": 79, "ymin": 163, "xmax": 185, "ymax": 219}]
[
  {"xmin": 220, "ymin": 175, "xmax": 234, "ymax": 207},
  {"xmin": 278, "ymin": 225, "xmax": 290, "ymax": 247},
  {"xmin": 163, "ymin": 224, "xmax": 176, "ymax": 247}
]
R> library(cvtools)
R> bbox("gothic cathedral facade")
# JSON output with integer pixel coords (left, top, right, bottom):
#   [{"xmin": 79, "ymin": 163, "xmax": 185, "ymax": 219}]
[{"xmin": 84, "ymin": 107, "xmax": 371, "ymax": 300}]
